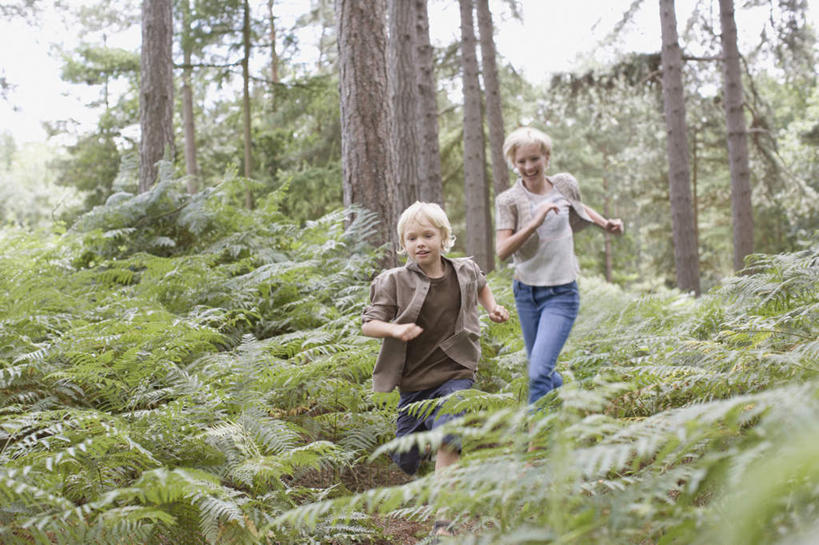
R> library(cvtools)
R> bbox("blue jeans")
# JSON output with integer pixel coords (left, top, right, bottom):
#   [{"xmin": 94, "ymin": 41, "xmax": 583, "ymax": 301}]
[
  {"xmin": 392, "ymin": 378, "xmax": 473, "ymax": 474},
  {"xmin": 513, "ymin": 280, "xmax": 580, "ymax": 404}
]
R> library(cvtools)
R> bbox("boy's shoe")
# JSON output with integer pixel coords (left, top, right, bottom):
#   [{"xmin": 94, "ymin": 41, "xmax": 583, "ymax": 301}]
[{"xmin": 422, "ymin": 443, "xmax": 433, "ymax": 462}]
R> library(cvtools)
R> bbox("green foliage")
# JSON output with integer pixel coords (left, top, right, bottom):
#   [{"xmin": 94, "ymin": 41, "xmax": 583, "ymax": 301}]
[
  {"xmin": 3, "ymin": 3, "xmax": 819, "ymax": 540},
  {"xmin": 271, "ymin": 246, "xmax": 819, "ymax": 545},
  {"xmin": 0, "ymin": 171, "xmax": 389, "ymax": 544},
  {"xmin": 1, "ymin": 161, "xmax": 817, "ymax": 544},
  {"xmin": 52, "ymin": 132, "xmax": 124, "ymax": 210},
  {"xmin": 0, "ymin": 141, "xmax": 82, "ymax": 228},
  {"xmin": 60, "ymin": 45, "xmax": 140, "ymax": 87},
  {"xmin": 50, "ymin": 28, "xmax": 141, "ymax": 215}
]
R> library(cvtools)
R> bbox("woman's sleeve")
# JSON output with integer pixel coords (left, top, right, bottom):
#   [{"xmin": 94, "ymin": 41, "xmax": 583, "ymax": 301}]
[
  {"xmin": 555, "ymin": 173, "xmax": 583, "ymax": 203},
  {"xmin": 554, "ymin": 173, "xmax": 594, "ymax": 232},
  {"xmin": 495, "ymin": 193, "xmax": 517, "ymax": 232},
  {"xmin": 362, "ymin": 273, "xmax": 397, "ymax": 324}
]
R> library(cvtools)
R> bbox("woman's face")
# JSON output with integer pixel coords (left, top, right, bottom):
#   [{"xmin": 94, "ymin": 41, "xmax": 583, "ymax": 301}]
[{"xmin": 514, "ymin": 142, "xmax": 549, "ymax": 183}]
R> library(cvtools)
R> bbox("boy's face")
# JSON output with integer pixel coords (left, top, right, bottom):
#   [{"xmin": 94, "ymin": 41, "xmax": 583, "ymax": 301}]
[{"xmin": 403, "ymin": 218, "xmax": 443, "ymax": 267}]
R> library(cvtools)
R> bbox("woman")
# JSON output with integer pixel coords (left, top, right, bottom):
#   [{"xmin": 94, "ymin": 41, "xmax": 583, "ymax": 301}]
[{"xmin": 495, "ymin": 127, "xmax": 623, "ymax": 405}]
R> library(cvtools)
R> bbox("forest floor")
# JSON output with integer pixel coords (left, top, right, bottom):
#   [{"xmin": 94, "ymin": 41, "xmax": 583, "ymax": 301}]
[
  {"xmin": 356, "ymin": 462, "xmax": 437, "ymax": 544},
  {"xmin": 370, "ymin": 516, "xmax": 428, "ymax": 545},
  {"xmin": 353, "ymin": 463, "xmax": 480, "ymax": 544},
  {"xmin": 371, "ymin": 514, "xmax": 484, "ymax": 544},
  {"xmin": 295, "ymin": 460, "xmax": 431, "ymax": 544}
]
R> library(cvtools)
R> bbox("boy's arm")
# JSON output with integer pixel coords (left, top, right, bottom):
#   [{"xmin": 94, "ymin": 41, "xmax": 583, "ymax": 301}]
[
  {"xmin": 362, "ymin": 320, "xmax": 423, "ymax": 341},
  {"xmin": 478, "ymin": 283, "xmax": 509, "ymax": 323},
  {"xmin": 362, "ymin": 272, "xmax": 423, "ymax": 341}
]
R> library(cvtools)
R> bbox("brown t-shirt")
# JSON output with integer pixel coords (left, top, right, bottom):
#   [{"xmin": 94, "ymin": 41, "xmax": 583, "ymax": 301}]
[{"xmin": 400, "ymin": 260, "xmax": 475, "ymax": 392}]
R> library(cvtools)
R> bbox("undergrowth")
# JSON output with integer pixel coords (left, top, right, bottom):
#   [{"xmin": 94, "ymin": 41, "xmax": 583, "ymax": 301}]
[{"xmin": 0, "ymin": 171, "xmax": 817, "ymax": 544}]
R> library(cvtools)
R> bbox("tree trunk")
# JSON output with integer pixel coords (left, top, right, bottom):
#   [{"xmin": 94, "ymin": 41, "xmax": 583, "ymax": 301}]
[
  {"xmin": 388, "ymin": 0, "xmax": 419, "ymax": 213},
  {"xmin": 336, "ymin": 0, "xmax": 398, "ymax": 264},
  {"xmin": 242, "ymin": 0, "xmax": 254, "ymax": 209},
  {"xmin": 414, "ymin": 0, "xmax": 443, "ymax": 205},
  {"xmin": 659, "ymin": 0, "xmax": 700, "ymax": 295},
  {"xmin": 602, "ymin": 170, "xmax": 613, "ymax": 283},
  {"xmin": 139, "ymin": 0, "xmax": 174, "ymax": 193},
  {"xmin": 181, "ymin": 0, "xmax": 198, "ymax": 194},
  {"xmin": 718, "ymin": 0, "xmax": 754, "ymax": 271},
  {"xmin": 102, "ymin": 34, "xmax": 110, "ymax": 112},
  {"xmin": 268, "ymin": 0, "xmax": 280, "ymax": 111},
  {"xmin": 459, "ymin": 0, "xmax": 493, "ymax": 273},
  {"xmin": 476, "ymin": 0, "xmax": 507, "ymax": 199},
  {"xmin": 692, "ymin": 125, "xmax": 699, "ymax": 247}
]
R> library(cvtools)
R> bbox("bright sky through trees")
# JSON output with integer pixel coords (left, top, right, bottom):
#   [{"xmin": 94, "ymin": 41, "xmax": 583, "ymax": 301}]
[{"xmin": 1, "ymin": 0, "xmax": 816, "ymax": 144}]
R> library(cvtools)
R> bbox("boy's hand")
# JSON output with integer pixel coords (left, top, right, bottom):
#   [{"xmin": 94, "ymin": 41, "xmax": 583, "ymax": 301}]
[
  {"xmin": 488, "ymin": 305, "xmax": 509, "ymax": 323},
  {"xmin": 392, "ymin": 322, "xmax": 423, "ymax": 342}
]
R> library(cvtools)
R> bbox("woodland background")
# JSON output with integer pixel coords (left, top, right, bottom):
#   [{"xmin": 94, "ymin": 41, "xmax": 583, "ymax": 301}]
[{"xmin": 0, "ymin": 0, "xmax": 817, "ymax": 544}]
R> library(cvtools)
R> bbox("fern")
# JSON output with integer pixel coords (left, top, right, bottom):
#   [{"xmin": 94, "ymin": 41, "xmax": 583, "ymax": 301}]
[{"xmin": 1, "ymin": 168, "xmax": 817, "ymax": 545}]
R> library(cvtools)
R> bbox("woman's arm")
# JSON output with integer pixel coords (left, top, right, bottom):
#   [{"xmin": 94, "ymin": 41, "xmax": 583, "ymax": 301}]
[
  {"xmin": 477, "ymin": 284, "xmax": 509, "ymax": 323},
  {"xmin": 362, "ymin": 320, "xmax": 423, "ymax": 341},
  {"xmin": 582, "ymin": 204, "xmax": 624, "ymax": 234},
  {"xmin": 496, "ymin": 201, "xmax": 559, "ymax": 261}
]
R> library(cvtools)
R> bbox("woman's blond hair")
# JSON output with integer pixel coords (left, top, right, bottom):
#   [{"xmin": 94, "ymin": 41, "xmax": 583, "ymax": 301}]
[
  {"xmin": 396, "ymin": 201, "xmax": 456, "ymax": 254},
  {"xmin": 502, "ymin": 126, "xmax": 553, "ymax": 168}
]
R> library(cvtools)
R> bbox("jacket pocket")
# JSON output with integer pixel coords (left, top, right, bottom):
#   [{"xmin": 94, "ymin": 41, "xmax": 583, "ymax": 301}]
[
  {"xmin": 371, "ymin": 338, "xmax": 407, "ymax": 392},
  {"xmin": 438, "ymin": 330, "xmax": 480, "ymax": 370}
]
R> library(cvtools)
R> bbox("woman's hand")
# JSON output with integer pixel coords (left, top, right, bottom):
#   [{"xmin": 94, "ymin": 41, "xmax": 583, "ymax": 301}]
[
  {"xmin": 532, "ymin": 201, "xmax": 560, "ymax": 226},
  {"xmin": 488, "ymin": 305, "xmax": 510, "ymax": 323},
  {"xmin": 496, "ymin": 202, "xmax": 558, "ymax": 261},
  {"xmin": 603, "ymin": 218, "xmax": 624, "ymax": 234}
]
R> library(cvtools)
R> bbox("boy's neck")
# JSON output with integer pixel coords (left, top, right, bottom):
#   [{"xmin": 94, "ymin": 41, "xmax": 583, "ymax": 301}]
[{"xmin": 418, "ymin": 257, "xmax": 445, "ymax": 278}]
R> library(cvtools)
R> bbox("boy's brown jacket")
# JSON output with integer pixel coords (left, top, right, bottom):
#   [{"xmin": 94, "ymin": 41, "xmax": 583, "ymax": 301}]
[{"xmin": 362, "ymin": 256, "xmax": 487, "ymax": 393}]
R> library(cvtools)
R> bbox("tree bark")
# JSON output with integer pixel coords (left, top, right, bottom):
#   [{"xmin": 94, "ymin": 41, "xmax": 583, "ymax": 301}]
[
  {"xmin": 414, "ymin": 0, "xmax": 443, "ymax": 205},
  {"xmin": 459, "ymin": 0, "xmax": 493, "ymax": 272},
  {"xmin": 336, "ymin": 0, "xmax": 398, "ymax": 264},
  {"xmin": 476, "ymin": 0, "xmax": 507, "ymax": 199},
  {"xmin": 139, "ymin": 0, "xmax": 174, "ymax": 193},
  {"xmin": 241, "ymin": 0, "xmax": 254, "ymax": 209},
  {"xmin": 602, "ymin": 170, "xmax": 613, "ymax": 283},
  {"xmin": 718, "ymin": 0, "xmax": 754, "ymax": 271},
  {"xmin": 692, "ymin": 125, "xmax": 699, "ymax": 247},
  {"xmin": 181, "ymin": 0, "xmax": 198, "ymax": 194},
  {"xmin": 659, "ymin": 0, "xmax": 700, "ymax": 295},
  {"xmin": 268, "ymin": 0, "xmax": 280, "ymax": 111},
  {"xmin": 388, "ymin": 0, "xmax": 419, "ymax": 213}
]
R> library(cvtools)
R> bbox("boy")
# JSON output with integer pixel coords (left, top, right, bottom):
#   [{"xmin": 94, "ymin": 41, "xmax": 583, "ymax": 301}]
[{"xmin": 362, "ymin": 201, "xmax": 509, "ymax": 478}]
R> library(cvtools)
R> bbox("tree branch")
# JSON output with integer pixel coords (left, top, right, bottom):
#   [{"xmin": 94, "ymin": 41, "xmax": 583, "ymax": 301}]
[
  {"xmin": 682, "ymin": 55, "xmax": 721, "ymax": 62},
  {"xmin": 174, "ymin": 60, "xmax": 243, "ymax": 70}
]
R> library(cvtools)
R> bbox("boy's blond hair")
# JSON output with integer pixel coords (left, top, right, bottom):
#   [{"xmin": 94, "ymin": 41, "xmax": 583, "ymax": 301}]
[
  {"xmin": 396, "ymin": 202, "xmax": 456, "ymax": 254},
  {"xmin": 502, "ymin": 126, "xmax": 553, "ymax": 168}
]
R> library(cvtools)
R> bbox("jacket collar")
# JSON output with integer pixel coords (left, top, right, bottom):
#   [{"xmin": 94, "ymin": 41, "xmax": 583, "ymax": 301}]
[{"xmin": 405, "ymin": 254, "xmax": 456, "ymax": 276}]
